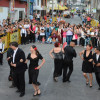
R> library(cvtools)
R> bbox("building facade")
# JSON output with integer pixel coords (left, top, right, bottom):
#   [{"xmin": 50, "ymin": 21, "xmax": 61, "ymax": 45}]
[{"xmin": 33, "ymin": 0, "xmax": 47, "ymax": 16}]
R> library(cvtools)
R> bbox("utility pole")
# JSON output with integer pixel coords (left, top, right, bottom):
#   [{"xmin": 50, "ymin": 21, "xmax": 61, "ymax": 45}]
[
  {"xmin": 52, "ymin": 0, "xmax": 54, "ymax": 20},
  {"xmin": 27, "ymin": 0, "xmax": 30, "ymax": 19}
]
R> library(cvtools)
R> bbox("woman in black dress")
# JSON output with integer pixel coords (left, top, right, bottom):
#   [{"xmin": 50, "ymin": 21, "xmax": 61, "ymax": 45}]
[
  {"xmin": 25, "ymin": 45, "xmax": 45, "ymax": 96},
  {"xmin": 80, "ymin": 44, "xmax": 93, "ymax": 87},
  {"xmin": 49, "ymin": 42, "xmax": 64, "ymax": 82}
]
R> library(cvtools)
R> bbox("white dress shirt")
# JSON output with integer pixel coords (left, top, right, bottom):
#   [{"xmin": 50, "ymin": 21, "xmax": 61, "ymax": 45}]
[
  {"xmin": 0, "ymin": 42, "xmax": 4, "ymax": 53},
  {"xmin": 13, "ymin": 48, "xmax": 18, "ymax": 63},
  {"xmin": 96, "ymin": 54, "xmax": 100, "ymax": 61},
  {"xmin": 20, "ymin": 28, "xmax": 27, "ymax": 37}
]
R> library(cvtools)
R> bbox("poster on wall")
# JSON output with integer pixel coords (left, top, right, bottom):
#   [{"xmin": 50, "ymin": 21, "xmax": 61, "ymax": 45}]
[{"xmin": 10, "ymin": 0, "xmax": 15, "ymax": 13}]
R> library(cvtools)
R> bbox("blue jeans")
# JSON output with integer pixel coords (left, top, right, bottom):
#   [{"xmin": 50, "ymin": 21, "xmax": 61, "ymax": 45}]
[
  {"xmin": 67, "ymin": 35, "xmax": 73, "ymax": 46},
  {"xmin": 46, "ymin": 32, "xmax": 50, "ymax": 40}
]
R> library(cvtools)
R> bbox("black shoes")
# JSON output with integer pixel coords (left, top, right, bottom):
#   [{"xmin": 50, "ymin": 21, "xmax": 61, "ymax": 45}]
[
  {"xmin": 19, "ymin": 92, "xmax": 25, "ymax": 97},
  {"xmin": 16, "ymin": 90, "xmax": 20, "ymax": 93},
  {"xmin": 9, "ymin": 85, "xmax": 15, "ymax": 88}
]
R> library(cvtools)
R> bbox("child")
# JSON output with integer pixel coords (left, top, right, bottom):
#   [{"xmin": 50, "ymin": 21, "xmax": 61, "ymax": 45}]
[{"xmin": 46, "ymin": 36, "xmax": 52, "ymax": 44}]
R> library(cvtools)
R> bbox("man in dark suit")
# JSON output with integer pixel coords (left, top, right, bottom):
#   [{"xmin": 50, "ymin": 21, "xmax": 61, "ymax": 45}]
[
  {"xmin": 10, "ymin": 42, "xmax": 26, "ymax": 97},
  {"xmin": 93, "ymin": 47, "xmax": 100, "ymax": 90},
  {"xmin": 7, "ymin": 43, "xmax": 14, "ymax": 82},
  {"xmin": 63, "ymin": 42, "xmax": 77, "ymax": 82}
]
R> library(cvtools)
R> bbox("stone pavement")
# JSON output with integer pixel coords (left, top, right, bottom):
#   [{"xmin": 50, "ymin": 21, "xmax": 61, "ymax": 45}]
[{"xmin": 0, "ymin": 16, "xmax": 100, "ymax": 100}]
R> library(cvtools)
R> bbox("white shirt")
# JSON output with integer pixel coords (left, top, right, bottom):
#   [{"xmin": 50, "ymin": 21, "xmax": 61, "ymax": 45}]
[
  {"xmin": 13, "ymin": 48, "xmax": 18, "ymax": 63},
  {"xmin": 20, "ymin": 28, "xmax": 27, "ymax": 37},
  {"xmin": 0, "ymin": 42, "xmax": 4, "ymax": 53},
  {"xmin": 96, "ymin": 54, "xmax": 100, "ymax": 61},
  {"xmin": 24, "ymin": 24, "xmax": 30, "ymax": 29},
  {"xmin": 37, "ymin": 14, "xmax": 40, "ymax": 18}
]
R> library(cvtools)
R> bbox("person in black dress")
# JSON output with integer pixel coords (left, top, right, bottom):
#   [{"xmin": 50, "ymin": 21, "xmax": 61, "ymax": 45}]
[
  {"xmin": 49, "ymin": 42, "xmax": 64, "ymax": 82},
  {"xmin": 25, "ymin": 45, "xmax": 45, "ymax": 96},
  {"xmin": 80, "ymin": 44, "xmax": 93, "ymax": 87},
  {"xmin": 93, "ymin": 47, "xmax": 100, "ymax": 90}
]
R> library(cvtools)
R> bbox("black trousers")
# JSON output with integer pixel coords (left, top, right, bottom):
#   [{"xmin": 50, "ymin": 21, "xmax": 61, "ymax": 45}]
[
  {"xmin": 95, "ymin": 72, "xmax": 100, "ymax": 88},
  {"xmin": 8, "ymin": 61, "xmax": 13, "ymax": 78},
  {"xmin": 80, "ymin": 37, "xmax": 85, "ymax": 46},
  {"xmin": 63, "ymin": 61, "xmax": 73, "ymax": 81},
  {"xmin": 21, "ymin": 34, "xmax": 26, "ymax": 44},
  {"xmin": 0, "ymin": 53, "xmax": 3, "ymax": 64},
  {"xmin": 91, "ymin": 37, "xmax": 97, "ymax": 47},
  {"xmin": 30, "ymin": 33, "xmax": 35, "ymax": 43},
  {"xmin": 13, "ymin": 71, "xmax": 25, "ymax": 93},
  {"xmin": 26, "ymin": 34, "xmax": 30, "ymax": 43}
]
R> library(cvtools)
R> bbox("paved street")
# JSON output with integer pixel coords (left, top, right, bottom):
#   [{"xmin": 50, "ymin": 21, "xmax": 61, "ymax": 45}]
[{"xmin": 0, "ymin": 16, "xmax": 100, "ymax": 100}]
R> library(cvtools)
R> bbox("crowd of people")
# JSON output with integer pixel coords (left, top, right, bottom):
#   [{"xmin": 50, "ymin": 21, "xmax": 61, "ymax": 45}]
[
  {"xmin": 0, "ymin": 16, "xmax": 100, "ymax": 47},
  {"xmin": 0, "ymin": 14, "xmax": 100, "ymax": 98}
]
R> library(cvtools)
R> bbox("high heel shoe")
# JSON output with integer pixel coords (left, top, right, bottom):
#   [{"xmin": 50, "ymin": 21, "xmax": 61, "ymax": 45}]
[
  {"xmin": 37, "ymin": 89, "xmax": 41, "ymax": 95},
  {"xmin": 33, "ymin": 90, "xmax": 38, "ymax": 96},
  {"xmin": 86, "ymin": 82, "xmax": 89, "ymax": 85},
  {"xmin": 90, "ymin": 85, "xmax": 93, "ymax": 88}
]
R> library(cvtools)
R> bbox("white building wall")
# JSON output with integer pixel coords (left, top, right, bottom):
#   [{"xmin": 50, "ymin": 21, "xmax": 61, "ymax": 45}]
[{"xmin": 0, "ymin": 7, "xmax": 8, "ymax": 23}]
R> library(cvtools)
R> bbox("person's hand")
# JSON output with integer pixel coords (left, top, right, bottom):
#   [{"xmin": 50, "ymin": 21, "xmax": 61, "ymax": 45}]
[
  {"xmin": 35, "ymin": 66, "xmax": 41, "ymax": 70},
  {"xmin": 88, "ymin": 59, "xmax": 92, "ymax": 62},
  {"xmin": 11, "ymin": 62, "xmax": 16, "ymax": 67},
  {"xmin": 93, "ymin": 62, "xmax": 95, "ymax": 65},
  {"xmin": 96, "ymin": 63, "xmax": 100, "ymax": 67},
  {"xmin": 7, "ymin": 57, "xmax": 10, "ymax": 61},
  {"xmin": 20, "ymin": 59, "xmax": 23, "ymax": 62}
]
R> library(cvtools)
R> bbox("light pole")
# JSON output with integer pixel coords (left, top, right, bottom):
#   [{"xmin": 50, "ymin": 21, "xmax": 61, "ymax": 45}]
[
  {"xmin": 27, "ymin": 0, "xmax": 30, "ymax": 19},
  {"xmin": 52, "ymin": 0, "xmax": 54, "ymax": 20}
]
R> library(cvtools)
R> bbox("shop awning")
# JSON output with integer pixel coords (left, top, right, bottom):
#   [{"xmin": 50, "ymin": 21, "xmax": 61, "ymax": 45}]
[{"xmin": 50, "ymin": 4, "xmax": 67, "ymax": 10}]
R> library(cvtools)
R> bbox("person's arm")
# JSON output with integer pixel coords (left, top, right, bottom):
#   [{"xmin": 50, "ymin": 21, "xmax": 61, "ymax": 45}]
[
  {"xmin": 11, "ymin": 51, "xmax": 26, "ymax": 68},
  {"xmin": 36, "ymin": 58, "xmax": 45, "ymax": 70},
  {"xmin": 88, "ymin": 52, "xmax": 93, "ymax": 62},
  {"xmin": 49, "ymin": 48, "xmax": 54, "ymax": 59},
  {"xmin": 79, "ymin": 50, "xmax": 84, "ymax": 60}
]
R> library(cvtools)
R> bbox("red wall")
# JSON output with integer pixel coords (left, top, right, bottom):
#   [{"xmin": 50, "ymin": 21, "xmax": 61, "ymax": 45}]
[{"xmin": 0, "ymin": 0, "xmax": 27, "ymax": 10}]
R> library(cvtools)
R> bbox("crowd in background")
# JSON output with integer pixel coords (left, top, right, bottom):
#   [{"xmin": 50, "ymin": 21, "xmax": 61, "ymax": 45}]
[{"xmin": 0, "ymin": 14, "xmax": 100, "ymax": 48}]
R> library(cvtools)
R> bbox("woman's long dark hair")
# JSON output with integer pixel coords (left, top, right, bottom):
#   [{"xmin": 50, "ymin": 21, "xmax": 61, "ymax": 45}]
[{"xmin": 32, "ymin": 45, "xmax": 40, "ymax": 56}]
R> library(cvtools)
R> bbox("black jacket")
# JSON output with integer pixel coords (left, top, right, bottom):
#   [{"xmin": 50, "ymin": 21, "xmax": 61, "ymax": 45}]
[
  {"xmin": 64, "ymin": 46, "xmax": 77, "ymax": 62},
  {"xmin": 93, "ymin": 53, "xmax": 100, "ymax": 72},
  {"xmin": 7, "ymin": 48, "xmax": 14, "ymax": 63},
  {"xmin": 12, "ymin": 48, "xmax": 27, "ymax": 72}
]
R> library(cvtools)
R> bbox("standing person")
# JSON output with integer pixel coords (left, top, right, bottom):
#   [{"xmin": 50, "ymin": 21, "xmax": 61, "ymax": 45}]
[
  {"xmin": 29, "ymin": 22, "xmax": 36, "ymax": 43},
  {"xmin": 45, "ymin": 23, "xmax": 51, "ymax": 41},
  {"xmin": 37, "ymin": 13, "xmax": 40, "ymax": 21},
  {"xmin": 57, "ymin": 25, "xmax": 63, "ymax": 44},
  {"xmin": 79, "ymin": 44, "xmax": 93, "ymax": 87},
  {"xmin": 40, "ymin": 24, "xmax": 45, "ymax": 43},
  {"xmin": 0, "ymin": 38, "xmax": 4, "ymax": 65},
  {"xmin": 66, "ymin": 25, "xmax": 73, "ymax": 46},
  {"xmin": 20, "ymin": 26, "xmax": 27, "ymax": 45},
  {"xmin": 93, "ymin": 47, "xmax": 100, "ymax": 90},
  {"xmin": 7, "ymin": 43, "xmax": 14, "ymax": 81},
  {"xmin": 25, "ymin": 45, "xmax": 45, "ymax": 96},
  {"xmin": 10, "ymin": 42, "xmax": 26, "ymax": 97},
  {"xmin": 49, "ymin": 42, "xmax": 64, "ymax": 82},
  {"xmin": 63, "ymin": 42, "xmax": 77, "ymax": 82}
]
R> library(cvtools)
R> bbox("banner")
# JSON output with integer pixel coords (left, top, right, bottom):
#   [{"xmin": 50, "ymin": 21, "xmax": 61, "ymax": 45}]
[
  {"xmin": 1, "ymin": 35, "xmax": 8, "ymax": 51},
  {"xmin": 10, "ymin": 0, "xmax": 15, "ymax": 13},
  {"xmin": 10, "ymin": 32, "xmax": 19, "ymax": 43}
]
